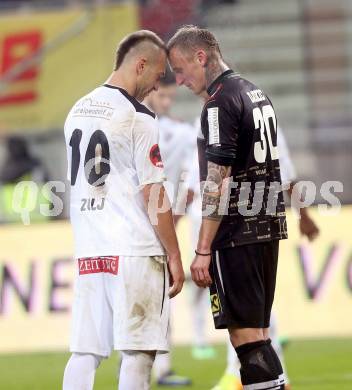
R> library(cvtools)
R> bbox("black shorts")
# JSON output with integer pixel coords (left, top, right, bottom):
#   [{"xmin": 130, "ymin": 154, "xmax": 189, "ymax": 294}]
[{"xmin": 209, "ymin": 240, "xmax": 279, "ymax": 329}]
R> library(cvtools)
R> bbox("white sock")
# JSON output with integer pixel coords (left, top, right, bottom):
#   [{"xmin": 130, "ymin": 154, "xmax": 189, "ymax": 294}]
[
  {"xmin": 153, "ymin": 317, "xmax": 171, "ymax": 379},
  {"xmin": 119, "ymin": 350, "xmax": 155, "ymax": 390},
  {"xmin": 154, "ymin": 352, "xmax": 171, "ymax": 379},
  {"xmin": 226, "ymin": 338, "xmax": 241, "ymax": 377},
  {"xmin": 63, "ymin": 353, "xmax": 103, "ymax": 390}
]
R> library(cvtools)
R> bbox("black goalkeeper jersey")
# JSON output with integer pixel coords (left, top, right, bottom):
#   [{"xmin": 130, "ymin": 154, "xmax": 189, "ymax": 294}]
[{"xmin": 199, "ymin": 70, "xmax": 288, "ymax": 249}]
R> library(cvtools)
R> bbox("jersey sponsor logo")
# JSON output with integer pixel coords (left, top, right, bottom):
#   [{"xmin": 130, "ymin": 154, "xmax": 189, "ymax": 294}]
[
  {"xmin": 78, "ymin": 256, "xmax": 119, "ymax": 275},
  {"xmin": 207, "ymin": 107, "xmax": 220, "ymax": 145},
  {"xmin": 255, "ymin": 168, "xmax": 266, "ymax": 175},
  {"xmin": 149, "ymin": 144, "xmax": 164, "ymax": 168},
  {"xmin": 72, "ymin": 98, "xmax": 114, "ymax": 120}
]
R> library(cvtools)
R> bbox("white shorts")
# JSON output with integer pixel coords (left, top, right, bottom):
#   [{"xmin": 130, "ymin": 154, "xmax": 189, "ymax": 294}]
[{"xmin": 69, "ymin": 255, "xmax": 169, "ymax": 357}]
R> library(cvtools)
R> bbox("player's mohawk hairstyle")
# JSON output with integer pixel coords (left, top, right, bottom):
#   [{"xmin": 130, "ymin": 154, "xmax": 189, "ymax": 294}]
[
  {"xmin": 114, "ymin": 30, "xmax": 166, "ymax": 70},
  {"xmin": 167, "ymin": 25, "xmax": 222, "ymax": 57}
]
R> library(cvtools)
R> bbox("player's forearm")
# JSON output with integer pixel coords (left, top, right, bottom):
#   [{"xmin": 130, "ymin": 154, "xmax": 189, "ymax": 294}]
[
  {"xmin": 155, "ymin": 209, "xmax": 181, "ymax": 257},
  {"xmin": 142, "ymin": 184, "xmax": 180, "ymax": 257},
  {"xmin": 197, "ymin": 218, "xmax": 221, "ymax": 252}
]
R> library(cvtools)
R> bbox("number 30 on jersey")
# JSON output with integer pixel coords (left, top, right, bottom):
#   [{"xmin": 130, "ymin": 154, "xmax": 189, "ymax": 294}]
[{"xmin": 253, "ymin": 104, "xmax": 279, "ymax": 163}]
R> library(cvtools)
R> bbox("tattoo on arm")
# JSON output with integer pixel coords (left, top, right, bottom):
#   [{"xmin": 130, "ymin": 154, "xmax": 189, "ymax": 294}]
[
  {"xmin": 202, "ymin": 193, "xmax": 221, "ymax": 220},
  {"xmin": 202, "ymin": 162, "xmax": 231, "ymax": 221},
  {"xmin": 207, "ymin": 162, "xmax": 229, "ymax": 187}
]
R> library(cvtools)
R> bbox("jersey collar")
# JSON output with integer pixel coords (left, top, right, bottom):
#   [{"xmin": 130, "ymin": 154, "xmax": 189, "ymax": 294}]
[{"xmin": 207, "ymin": 69, "xmax": 234, "ymax": 95}]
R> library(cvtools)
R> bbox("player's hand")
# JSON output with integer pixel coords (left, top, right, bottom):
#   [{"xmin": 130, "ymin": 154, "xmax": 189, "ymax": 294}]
[
  {"xmin": 300, "ymin": 214, "xmax": 320, "ymax": 241},
  {"xmin": 168, "ymin": 253, "xmax": 185, "ymax": 298},
  {"xmin": 190, "ymin": 254, "xmax": 212, "ymax": 288}
]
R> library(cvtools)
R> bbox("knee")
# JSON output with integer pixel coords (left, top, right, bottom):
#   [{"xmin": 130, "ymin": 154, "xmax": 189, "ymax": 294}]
[
  {"xmin": 120, "ymin": 350, "xmax": 156, "ymax": 370},
  {"xmin": 70, "ymin": 353, "xmax": 104, "ymax": 369},
  {"xmin": 263, "ymin": 327, "xmax": 270, "ymax": 340},
  {"xmin": 229, "ymin": 327, "xmax": 264, "ymax": 348},
  {"xmin": 119, "ymin": 351, "xmax": 156, "ymax": 389}
]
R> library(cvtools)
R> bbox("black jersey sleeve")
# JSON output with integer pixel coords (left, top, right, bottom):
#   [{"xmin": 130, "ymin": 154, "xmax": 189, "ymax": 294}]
[{"xmin": 202, "ymin": 95, "xmax": 241, "ymax": 166}]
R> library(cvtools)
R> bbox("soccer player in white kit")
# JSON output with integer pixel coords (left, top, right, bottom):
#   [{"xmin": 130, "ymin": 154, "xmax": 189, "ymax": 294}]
[{"xmin": 63, "ymin": 30, "xmax": 185, "ymax": 390}]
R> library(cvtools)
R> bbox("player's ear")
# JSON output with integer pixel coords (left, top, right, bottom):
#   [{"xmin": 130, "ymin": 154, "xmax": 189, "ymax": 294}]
[
  {"xmin": 136, "ymin": 58, "xmax": 147, "ymax": 75},
  {"xmin": 195, "ymin": 50, "xmax": 207, "ymax": 67}
]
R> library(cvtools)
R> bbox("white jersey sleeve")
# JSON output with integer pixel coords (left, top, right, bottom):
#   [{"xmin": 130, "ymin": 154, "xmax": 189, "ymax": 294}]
[{"xmin": 133, "ymin": 113, "xmax": 166, "ymax": 187}]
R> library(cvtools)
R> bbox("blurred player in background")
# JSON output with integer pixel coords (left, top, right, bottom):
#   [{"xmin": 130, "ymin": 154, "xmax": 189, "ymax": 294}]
[
  {"xmin": 63, "ymin": 30, "xmax": 184, "ymax": 390},
  {"xmin": 145, "ymin": 69, "xmax": 196, "ymax": 225},
  {"xmin": 144, "ymin": 69, "xmax": 196, "ymax": 386},
  {"xmin": 168, "ymin": 25, "xmax": 287, "ymax": 390},
  {"xmin": 211, "ymin": 127, "xmax": 320, "ymax": 390},
  {"xmin": 0, "ymin": 136, "xmax": 50, "ymax": 223}
]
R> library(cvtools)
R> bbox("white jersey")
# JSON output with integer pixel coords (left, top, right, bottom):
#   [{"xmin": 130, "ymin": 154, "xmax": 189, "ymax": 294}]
[
  {"xmin": 64, "ymin": 84, "xmax": 166, "ymax": 258},
  {"xmin": 158, "ymin": 116, "xmax": 197, "ymax": 212}
]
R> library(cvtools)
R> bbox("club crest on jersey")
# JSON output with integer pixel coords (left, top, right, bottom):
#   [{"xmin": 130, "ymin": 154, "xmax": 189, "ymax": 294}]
[{"xmin": 149, "ymin": 144, "xmax": 164, "ymax": 168}]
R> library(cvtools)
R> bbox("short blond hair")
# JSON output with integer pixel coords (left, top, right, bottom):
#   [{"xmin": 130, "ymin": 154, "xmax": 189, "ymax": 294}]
[{"xmin": 167, "ymin": 25, "xmax": 222, "ymax": 57}]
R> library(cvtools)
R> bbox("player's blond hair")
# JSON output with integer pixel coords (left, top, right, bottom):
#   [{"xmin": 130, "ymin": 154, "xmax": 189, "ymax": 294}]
[{"xmin": 167, "ymin": 25, "xmax": 222, "ymax": 57}]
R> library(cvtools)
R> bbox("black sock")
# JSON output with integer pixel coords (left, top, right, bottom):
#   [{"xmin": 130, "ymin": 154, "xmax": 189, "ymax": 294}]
[
  {"xmin": 265, "ymin": 339, "xmax": 284, "ymax": 376},
  {"xmin": 235, "ymin": 340, "xmax": 285, "ymax": 389}
]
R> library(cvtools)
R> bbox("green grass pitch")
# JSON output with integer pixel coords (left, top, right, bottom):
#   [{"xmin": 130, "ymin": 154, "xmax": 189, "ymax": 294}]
[{"xmin": 0, "ymin": 339, "xmax": 351, "ymax": 389}]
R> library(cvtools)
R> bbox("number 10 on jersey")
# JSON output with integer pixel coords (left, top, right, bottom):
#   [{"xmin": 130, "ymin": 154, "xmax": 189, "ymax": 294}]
[{"xmin": 69, "ymin": 129, "xmax": 111, "ymax": 187}]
